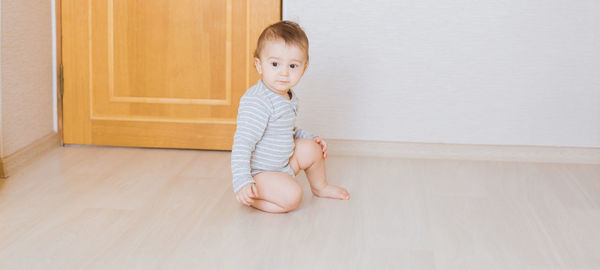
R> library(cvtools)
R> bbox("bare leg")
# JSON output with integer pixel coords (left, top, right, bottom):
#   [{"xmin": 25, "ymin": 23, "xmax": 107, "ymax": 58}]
[
  {"xmin": 290, "ymin": 139, "xmax": 350, "ymax": 200},
  {"xmin": 250, "ymin": 171, "xmax": 303, "ymax": 213},
  {"xmin": 252, "ymin": 199, "xmax": 286, "ymax": 213}
]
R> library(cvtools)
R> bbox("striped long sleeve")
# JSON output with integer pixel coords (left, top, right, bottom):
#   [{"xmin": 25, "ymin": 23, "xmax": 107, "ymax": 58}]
[
  {"xmin": 294, "ymin": 127, "xmax": 316, "ymax": 139},
  {"xmin": 231, "ymin": 95, "xmax": 271, "ymax": 193}
]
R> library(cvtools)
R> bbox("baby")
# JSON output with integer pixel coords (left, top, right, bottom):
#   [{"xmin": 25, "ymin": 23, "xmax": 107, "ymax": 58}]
[{"xmin": 231, "ymin": 21, "xmax": 350, "ymax": 213}]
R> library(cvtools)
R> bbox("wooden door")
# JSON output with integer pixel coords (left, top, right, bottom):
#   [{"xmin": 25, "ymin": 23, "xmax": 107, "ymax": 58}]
[{"xmin": 61, "ymin": 0, "xmax": 280, "ymax": 150}]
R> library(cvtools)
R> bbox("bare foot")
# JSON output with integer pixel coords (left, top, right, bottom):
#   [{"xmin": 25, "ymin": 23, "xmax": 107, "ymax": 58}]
[{"xmin": 312, "ymin": 185, "xmax": 350, "ymax": 200}]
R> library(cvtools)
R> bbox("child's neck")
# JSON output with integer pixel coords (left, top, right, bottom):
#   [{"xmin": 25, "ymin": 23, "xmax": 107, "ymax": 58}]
[{"xmin": 279, "ymin": 90, "xmax": 292, "ymax": 100}]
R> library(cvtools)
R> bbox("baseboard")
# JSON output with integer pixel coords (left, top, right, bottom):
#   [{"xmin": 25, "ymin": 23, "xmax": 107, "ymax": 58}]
[
  {"xmin": 0, "ymin": 132, "xmax": 60, "ymax": 178},
  {"xmin": 326, "ymin": 139, "xmax": 600, "ymax": 164}
]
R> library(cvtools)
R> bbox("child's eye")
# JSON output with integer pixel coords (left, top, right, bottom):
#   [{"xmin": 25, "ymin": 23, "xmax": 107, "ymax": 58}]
[
  {"xmin": 290, "ymin": 64, "xmax": 297, "ymax": 69},
  {"xmin": 271, "ymin": 62, "xmax": 278, "ymax": 67}
]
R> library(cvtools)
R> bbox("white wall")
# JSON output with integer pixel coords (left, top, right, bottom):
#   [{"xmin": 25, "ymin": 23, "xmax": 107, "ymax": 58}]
[
  {"xmin": 1, "ymin": 0, "xmax": 54, "ymax": 157},
  {"xmin": 284, "ymin": 0, "xmax": 600, "ymax": 148}
]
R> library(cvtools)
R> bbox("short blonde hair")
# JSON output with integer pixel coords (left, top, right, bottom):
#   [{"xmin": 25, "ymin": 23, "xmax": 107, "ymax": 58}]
[{"xmin": 254, "ymin": 21, "xmax": 309, "ymax": 62}]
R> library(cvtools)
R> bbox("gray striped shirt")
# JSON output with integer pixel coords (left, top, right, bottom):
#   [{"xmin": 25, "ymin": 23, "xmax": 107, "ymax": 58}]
[{"xmin": 231, "ymin": 80, "xmax": 315, "ymax": 193}]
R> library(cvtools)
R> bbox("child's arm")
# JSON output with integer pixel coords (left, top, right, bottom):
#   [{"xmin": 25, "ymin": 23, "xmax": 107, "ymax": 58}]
[
  {"xmin": 293, "ymin": 127, "xmax": 316, "ymax": 139},
  {"xmin": 231, "ymin": 95, "xmax": 271, "ymax": 194}
]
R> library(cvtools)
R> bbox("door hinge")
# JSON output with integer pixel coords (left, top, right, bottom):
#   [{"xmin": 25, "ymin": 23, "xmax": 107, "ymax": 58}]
[{"xmin": 59, "ymin": 63, "xmax": 64, "ymax": 98}]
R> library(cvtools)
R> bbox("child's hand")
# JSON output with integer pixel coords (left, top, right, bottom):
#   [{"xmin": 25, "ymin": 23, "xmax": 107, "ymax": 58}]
[
  {"xmin": 236, "ymin": 183, "xmax": 258, "ymax": 206},
  {"xmin": 314, "ymin": 137, "xmax": 328, "ymax": 160}
]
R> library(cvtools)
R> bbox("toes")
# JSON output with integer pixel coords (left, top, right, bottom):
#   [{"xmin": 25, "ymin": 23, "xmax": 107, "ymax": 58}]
[
  {"xmin": 333, "ymin": 188, "xmax": 350, "ymax": 200},
  {"xmin": 341, "ymin": 190, "xmax": 350, "ymax": 200},
  {"xmin": 312, "ymin": 185, "xmax": 350, "ymax": 200}
]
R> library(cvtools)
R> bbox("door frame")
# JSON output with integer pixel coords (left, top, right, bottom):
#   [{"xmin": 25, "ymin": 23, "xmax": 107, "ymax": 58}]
[{"xmin": 56, "ymin": 0, "xmax": 64, "ymax": 146}]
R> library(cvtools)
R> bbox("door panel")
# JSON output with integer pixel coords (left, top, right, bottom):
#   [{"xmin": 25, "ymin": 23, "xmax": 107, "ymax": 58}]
[{"xmin": 62, "ymin": 0, "xmax": 280, "ymax": 150}]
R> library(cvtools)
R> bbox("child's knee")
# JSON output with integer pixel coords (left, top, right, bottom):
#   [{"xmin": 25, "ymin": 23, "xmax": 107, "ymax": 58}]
[
  {"xmin": 295, "ymin": 139, "xmax": 322, "ymax": 163},
  {"xmin": 280, "ymin": 183, "xmax": 303, "ymax": 212}
]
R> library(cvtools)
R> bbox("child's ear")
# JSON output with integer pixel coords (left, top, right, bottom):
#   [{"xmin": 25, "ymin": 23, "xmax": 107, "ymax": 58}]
[{"xmin": 254, "ymin": 58, "xmax": 262, "ymax": 74}]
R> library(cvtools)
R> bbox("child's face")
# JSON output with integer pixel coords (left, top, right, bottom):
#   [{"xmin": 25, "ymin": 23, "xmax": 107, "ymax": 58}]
[{"xmin": 254, "ymin": 39, "xmax": 307, "ymax": 95}]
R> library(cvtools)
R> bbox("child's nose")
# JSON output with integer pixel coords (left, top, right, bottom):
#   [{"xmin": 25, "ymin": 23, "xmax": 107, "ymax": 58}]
[{"xmin": 279, "ymin": 68, "xmax": 289, "ymax": 76}]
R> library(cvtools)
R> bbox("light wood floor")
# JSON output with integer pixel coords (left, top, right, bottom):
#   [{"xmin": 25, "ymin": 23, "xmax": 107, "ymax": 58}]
[{"xmin": 1, "ymin": 145, "xmax": 599, "ymax": 269}]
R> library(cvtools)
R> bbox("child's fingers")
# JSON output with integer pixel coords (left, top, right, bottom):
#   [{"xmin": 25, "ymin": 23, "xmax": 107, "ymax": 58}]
[
  {"xmin": 251, "ymin": 183, "xmax": 258, "ymax": 197},
  {"xmin": 246, "ymin": 185, "xmax": 255, "ymax": 198},
  {"xmin": 315, "ymin": 137, "xmax": 323, "ymax": 147},
  {"xmin": 236, "ymin": 194, "xmax": 246, "ymax": 205},
  {"xmin": 239, "ymin": 193, "xmax": 249, "ymax": 205},
  {"xmin": 318, "ymin": 139, "xmax": 327, "ymax": 150},
  {"xmin": 236, "ymin": 191, "xmax": 253, "ymax": 206},
  {"xmin": 321, "ymin": 140, "xmax": 328, "ymax": 159},
  {"xmin": 314, "ymin": 138, "xmax": 324, "ymax": 150},
  {"xmin": 243, "ymin": 187, "xmax": 256, "ymax": 205},
  {"xmin": 244, "ymin": 194, "xmax": 254, "ymax": 205}
]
